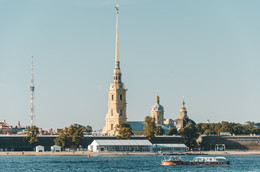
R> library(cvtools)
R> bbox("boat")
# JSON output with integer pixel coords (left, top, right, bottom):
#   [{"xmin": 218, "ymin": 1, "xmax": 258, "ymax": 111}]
[
  {"xmin": 190, "ymin": 157, "xmax": 230, "ymax": 165},
  {"xmin": 161, "ymin": 156, "xmax": 230, "ymax": 165},
  {"xmin": 161, "ymin": 156, "xmax": 184, "ymax": 165}
]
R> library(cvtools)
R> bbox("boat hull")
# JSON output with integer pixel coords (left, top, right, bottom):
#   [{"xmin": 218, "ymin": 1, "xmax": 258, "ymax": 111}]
[
  {"xmin": 161, "ymin": 160, "xmax": 183, "ymax": 166},
  {"xmin": 161, "ymin": 161, "xmax": 230, "ymax": 165}
]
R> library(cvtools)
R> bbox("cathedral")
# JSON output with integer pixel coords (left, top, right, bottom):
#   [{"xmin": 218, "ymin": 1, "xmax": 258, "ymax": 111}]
[{"xmin": 102, "ymin": 6, "xmax": 195, "ymax": 135}]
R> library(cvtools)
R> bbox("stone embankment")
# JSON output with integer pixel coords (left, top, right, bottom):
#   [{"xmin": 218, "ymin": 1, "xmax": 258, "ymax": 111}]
[{"xmin": 1, "ymin": 151, "xmax": 260, "ymax": 156}]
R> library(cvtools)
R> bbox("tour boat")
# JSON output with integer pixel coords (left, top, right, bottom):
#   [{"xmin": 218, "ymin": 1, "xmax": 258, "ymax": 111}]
[
  {"xmin": 190, "ymin": 157, "xmax": 230, "ymax": 165},
  {"xmin": 161, "ymin": 156, "xmax": 230, "ymax": 165},
  {"xmin": 161, "ymin": 156, "xmax": 184, "ymax": 165}
]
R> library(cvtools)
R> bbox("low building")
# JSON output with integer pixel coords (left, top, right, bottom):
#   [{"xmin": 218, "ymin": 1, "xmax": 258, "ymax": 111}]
[
  {"xmin": 0, "ymin": 120, "xmax": 12, "ymax": 134},
  {"xmin": 154, "ymin": 143, "xmax": 187, "ymax": 152},
  {"xmin": 51, "ymin": 145, "xmax": 61, "ymax": 152},
  {"xmin": 35, "ymin": 145, "xmax": 44, "ymax": 152},
  {"xmin": 88, "ymin": 140, "xmax": 152, "ymax": 152}
]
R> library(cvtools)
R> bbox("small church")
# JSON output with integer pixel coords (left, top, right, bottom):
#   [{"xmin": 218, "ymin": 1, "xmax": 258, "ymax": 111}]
[{"xmin": 102, "ymin": 6, "xmax": 195, "ymax": 136}]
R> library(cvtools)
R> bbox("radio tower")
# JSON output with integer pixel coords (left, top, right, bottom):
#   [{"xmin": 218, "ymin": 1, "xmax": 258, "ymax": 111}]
[{"xmin": 30, "ymin": 56, "xmax": 35, "ymax": 126}]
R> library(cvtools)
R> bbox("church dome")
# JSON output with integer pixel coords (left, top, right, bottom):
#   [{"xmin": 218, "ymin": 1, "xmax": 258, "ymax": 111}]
[
  {"xmin": 151, "ymin": 94, "xmax": 164, "ymax": 111},
  {"xmin": 151, "ymin": 103, "xmax": 164, "ymax": 111}
]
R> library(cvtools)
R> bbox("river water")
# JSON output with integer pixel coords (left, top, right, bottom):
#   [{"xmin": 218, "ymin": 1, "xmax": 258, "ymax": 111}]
[{"xmin": 0, "ymin": 154, "xmax": 259, "ymax": 172}]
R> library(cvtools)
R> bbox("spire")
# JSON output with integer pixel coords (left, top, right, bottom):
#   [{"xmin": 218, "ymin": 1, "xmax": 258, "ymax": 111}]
[
  {"xmin": 182, "ymin": 97, "xmax": 185, "ymax": 108},
  {"xmin": 115, "ymin": 5, "xmax": 119, "ymax": 69},
  {"xmin": 155, "ymin": 91, "xmax": 160, "ymax": 104},
  {"xmin": 178, "ymin": 97, "xmax": 187, "ymax": 119},
  {"xmin": 30, "ymin": 56, "xmax": 35, "ymax": 126},
  {"xmin": 113, "ymin": 5, "xmax": 122, "ymax": 82}
]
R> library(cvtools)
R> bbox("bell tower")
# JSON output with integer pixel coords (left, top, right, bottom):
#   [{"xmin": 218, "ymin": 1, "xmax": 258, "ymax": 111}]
[
  {"xmin": 102, "ymin": 5, "xmax": 127, "ymax": 135},
  {"xmin": 151, "ymin": 93, "xmax": 164, "ymax": 125}
]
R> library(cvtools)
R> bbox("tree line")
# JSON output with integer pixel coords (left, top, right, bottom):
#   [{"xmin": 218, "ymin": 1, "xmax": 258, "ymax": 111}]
[
  {"xmin": 25, "ymin": 119, "xmax": 260, "ymax": 150},
  {"xmin": 25, "ymin": 124, "xmax": 92, "ymax": 150},
  {"xmin": 116, "ymin": 117, "xmax": 260, "ymax": 149}
]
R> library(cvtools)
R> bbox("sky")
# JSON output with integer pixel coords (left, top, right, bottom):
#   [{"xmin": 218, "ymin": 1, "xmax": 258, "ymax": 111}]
[{"xmin": 0, "ymin": 0, "xmax": 259, "ymax": 130}]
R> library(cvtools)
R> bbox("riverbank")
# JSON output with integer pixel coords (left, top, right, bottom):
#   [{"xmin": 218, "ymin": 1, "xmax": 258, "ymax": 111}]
[{"xmin": 1, "ymin": 150, "xmax": 260, "ymax": 156}]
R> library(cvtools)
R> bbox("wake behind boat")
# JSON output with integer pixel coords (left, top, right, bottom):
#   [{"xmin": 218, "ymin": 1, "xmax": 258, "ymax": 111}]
[{"xmin": 161, "ymin": 156, "xmax": 230, "ymax": 165}]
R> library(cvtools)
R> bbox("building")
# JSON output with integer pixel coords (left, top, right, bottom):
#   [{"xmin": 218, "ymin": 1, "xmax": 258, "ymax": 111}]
[
  {"xmin": 173, "ymin": 99, "xmax": 195, "ymax": 130},
  {"xmin": 88, "ymin": 139, "xmax": 152, "ymax": 152},
  {"xmin": 51, "ymin": 145, "xmax": 61, "ymax": 152},
  {"xmin": 154, "ymin": 143, "xmax": 187, "ymax": 152},
  {"xmin": 102, "ymin": 7, "xmax": 192, "ymax": 136},
  {"xmin": 102, "ymin": 6, "xmax": 127, "ymax": 136},
  {"xmin": 151, "ymin": 94, "xmax": 164, "ymax": 125},
  {"xmin": 35, "ymin": 145, "xmax": 44, "ymax": 152},
  {"xmin": 0, "ymin": 120, "xmax": 12, "ymax": 134}
]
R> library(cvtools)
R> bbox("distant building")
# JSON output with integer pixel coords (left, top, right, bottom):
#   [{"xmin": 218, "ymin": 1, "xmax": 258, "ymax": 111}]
[
  {"xmin": 102, "ymin": 6, "xmax": 127, "ymax": 136},
  {"xmin": 154, "ymin": 143, "xmax": 188, "ymax": 152},
  {"xmin": 35, "ymin": 145, "xmax": 44, "ymax": 152},
  {"xmin": 101, "ymin": 6, "xmax": 194, "ymax": 136},
  {"xmin": 0, "ymin": 120, "xmax": 12, "ymax": 134},
  {"xmin": 88, "ymin": 140, "xmax": 152, "ymax": 152},
  {"xmin": 129, "ymin": 94, "xmax": 175, "ymax": 135},
  {"xmin": 51, "ymin": 145, "xmax": 61, "ymax": 152},
  {"xmin": 173, "ymin": 99, "xmax": 195, "ymax": 130},
  {"xmin": 151, "ymin": 94, "xmax": 164, "ymax": 125}
]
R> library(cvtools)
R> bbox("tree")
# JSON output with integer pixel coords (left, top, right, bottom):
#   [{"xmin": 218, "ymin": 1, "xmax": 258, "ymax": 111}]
[
  {"xmin": 115, "ymin": 123, "xmax": 133, "ymax": 139},
  {"xmin": 155, "ymin": 126, "xmax": 165, "ymax": 135},
  {"xmin": 54, "ymin": 124, "xmax": 84, "ymax": 150},
  {"xmin": 180, "ymin": 123, "xmax": 199, "ymax": 149},
  {"xmin": 82, "ymin": 125, "xmax": 93, "ymax": 133},
  {"xmin": 54, "ymin": 127, "xmax": 70, "ymax": 148},
  {"xmin": 25, "ymin": 125, "xmax": 39, "ymax": 145},
  {"xmin": 167, "ymin": 128, "xmax": 177, "ymax": 135},
  {"xmin": 144, "ymin": 116, "xmax": 156, "ymax": 141},
  {"xmin": 252, "ymin": 128, "xmax": 260, "ymax": 134}
]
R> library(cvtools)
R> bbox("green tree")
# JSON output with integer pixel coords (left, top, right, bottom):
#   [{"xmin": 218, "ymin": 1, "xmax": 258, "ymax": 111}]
[
  {"xmin": 252, "ymin": 128, "xmax": 260, "ymax": 134},
  {"xmin": 243, "ymin": 121, "xmax": 255, "ymax": 134},
  {"xmin": 54, "ymin": 127, "xmax": 70, "ymax": 148},
  {"xmin": 25, "ymin": 125, "xmax": 39, "ymax": 145},
  {"xmin": 115, "ymin": 123, "xmax": 133, "ymax": 139},
  {"xmin": 180, "ymin": 123, "xmax": 199, "ymax": 149},
  {"xmin": 155, "ymin": 126, "xmax": 165, "ymax": 135},
  {"xmin": 54, "ymin": 124, "xmax": 84, "ymax": 150},
  {"xmin": 144, "ymin": 116, "xmax": 156, "ymax": 141},
  {"xmin": 167, "ymin": 128, "xmax": 178, "ymax": 135},
  {"xmin": 82, "ymin": 125, "xmax": 93, "ymax": 133}
]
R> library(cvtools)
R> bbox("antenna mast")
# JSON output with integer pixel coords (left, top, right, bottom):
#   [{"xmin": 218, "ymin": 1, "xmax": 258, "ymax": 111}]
[{"xmin": 30, "ymin": 56, "xmax": 35, "ymax": 126}]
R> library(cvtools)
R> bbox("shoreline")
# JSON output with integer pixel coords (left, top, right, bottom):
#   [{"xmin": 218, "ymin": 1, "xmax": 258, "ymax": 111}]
[{"xmin": 1, "ymin": 151, "xmax": 260, "ymax": 156}]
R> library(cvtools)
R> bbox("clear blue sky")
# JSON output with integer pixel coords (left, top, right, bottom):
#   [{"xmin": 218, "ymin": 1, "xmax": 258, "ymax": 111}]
[{"xmin": 0, "ymin": 0, "xmax": 259, "ymax": 130}]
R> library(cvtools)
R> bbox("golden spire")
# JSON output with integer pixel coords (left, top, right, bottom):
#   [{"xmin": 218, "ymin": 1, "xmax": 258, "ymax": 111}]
[
  {"xmin": 155, "ymin": 91, "xmax": 160, "ymax": 104},
  {"xmin": 182, "ymin": 96, "xmax": 185, "ymax": 108},
  {"xmin": 115, "ymin": 5, "xmax": 119, "ymax": 68},
  {"xmin": 113, "ymin": 5, "xmax": 122, "ymax": 82}
]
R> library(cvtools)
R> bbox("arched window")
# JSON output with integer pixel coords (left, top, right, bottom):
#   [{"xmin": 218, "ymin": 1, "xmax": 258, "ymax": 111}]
[
  {"xmin": 111, "ymin": 124, "xmax": 114, "ymax": 130},
  {"xmin": 112, "ymin": 95, "xmax": 114, "ymax": 100},
  {"xmin": 120, "ymin": 95, "xmax": 123, "ymax": 100},
  {"xmin": 111, "ymin": 109, "xmax": 113, "ymax": 116},
  {"xmin": 120, "ymin": 109, "xmax": 123, "ymax": 116}
]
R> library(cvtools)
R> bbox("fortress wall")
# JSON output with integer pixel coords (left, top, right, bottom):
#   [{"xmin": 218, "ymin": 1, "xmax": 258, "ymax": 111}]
[
  {"xmin": 0, "ymin": 135, "xmax": 259, "ymax": 151},
  {"xmin": 201, "ymin": 136, "xmax": 260, "ymax": 151}
]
